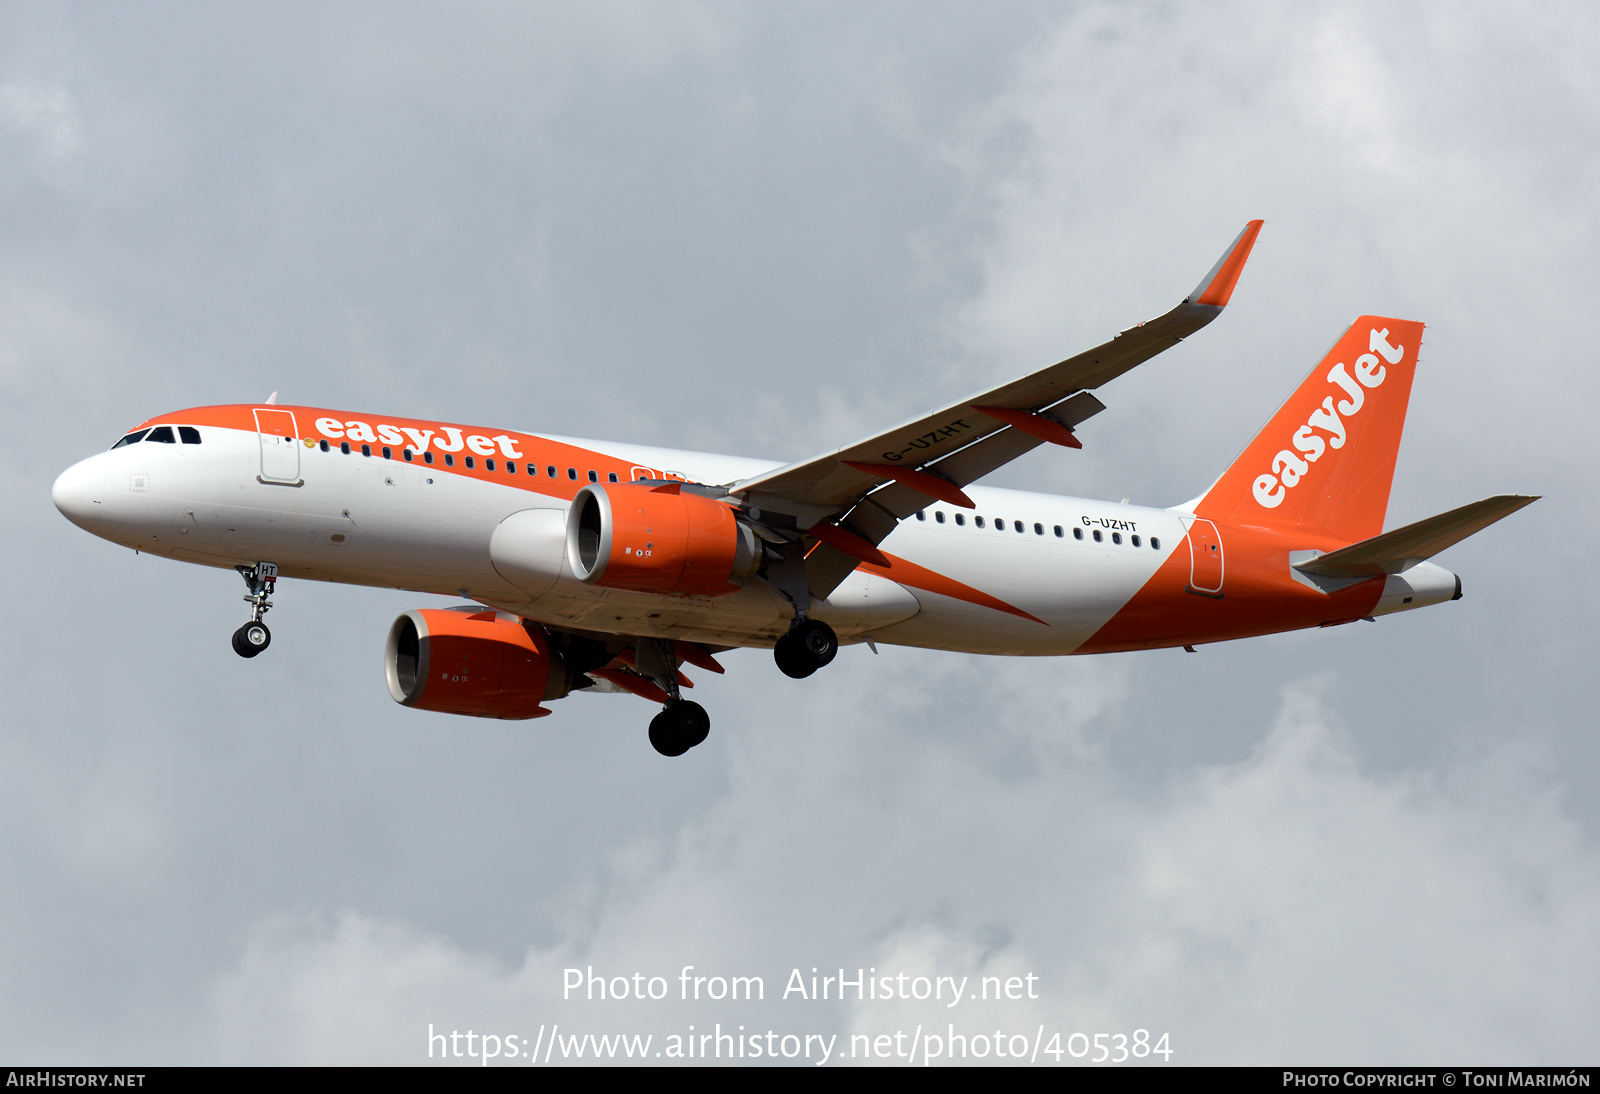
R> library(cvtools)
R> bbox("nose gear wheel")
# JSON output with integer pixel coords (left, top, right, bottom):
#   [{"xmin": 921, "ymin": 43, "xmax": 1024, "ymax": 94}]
[
  {"xmin": 232, "ymin": 562, "xmax": 278, "ymax": 658},
  {"xmin": 232, "ymin": 621, "xmax": 271, "ymax": 657}
]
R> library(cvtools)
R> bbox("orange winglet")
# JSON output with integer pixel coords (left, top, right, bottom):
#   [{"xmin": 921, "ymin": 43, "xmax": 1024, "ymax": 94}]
[
  {"xmin": 615, "ymin": 649, "xmax": 694, "ymax": 688},
  {"xmin": 807, "ymin": 521, "xmax": 891, "ymax": 567},
  {"xmin": 588, "ymin": 668, "xmax": 671, "ymax": 705},
  {"xmin": 842, "ymin": 461, "xmax": 975, "ymax": 509},
  {"xmin": 1192, "ymin": 219, "xmax": 1264, "ymax": 307},
  {"xmin": 674, "ymin": 640, "xmax": 725, "ymax": 675},
  {"xmin": 972, "ymin": 406, "xmax": 1083, "ymax": 449}
]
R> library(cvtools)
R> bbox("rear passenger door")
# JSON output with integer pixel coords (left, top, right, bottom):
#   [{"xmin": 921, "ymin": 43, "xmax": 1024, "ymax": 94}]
[{"xmin": 1186, "ymin": 517, "xmax": 1224, "ymax": 597}]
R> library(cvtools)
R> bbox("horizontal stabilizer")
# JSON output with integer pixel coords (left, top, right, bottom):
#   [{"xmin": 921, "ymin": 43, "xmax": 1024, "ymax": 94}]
[{"xmin": 1293, "ymin": 495, "xmax": 1539, "ymax": 578}]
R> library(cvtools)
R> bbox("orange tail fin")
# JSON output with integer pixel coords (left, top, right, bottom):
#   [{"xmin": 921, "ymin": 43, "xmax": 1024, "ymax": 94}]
[{"xmin": 1195, "ymin": 316, "xmax": 1423, "ymax": 542}]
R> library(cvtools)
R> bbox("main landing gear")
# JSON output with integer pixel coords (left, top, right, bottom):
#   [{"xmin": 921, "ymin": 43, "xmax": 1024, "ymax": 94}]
[
  {"xmin": 649, "ymin": 700, "xmax": 710, "ymax": 758},
  {"xmin": 774, "ymin": 618, "xmax": 837, "ymax": 679},
  {"xmin": 633, "ymin": 637, "xmax": 712, "ymax": 758},
  {"xmin": 232, "ymin": 561, "xmax": 278, "ymax": 658}
]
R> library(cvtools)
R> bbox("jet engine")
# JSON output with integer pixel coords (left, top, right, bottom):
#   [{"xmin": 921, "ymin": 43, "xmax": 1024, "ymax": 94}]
[
  {"xmin": 566, "ymin": 482, "xmax": 761, "ymax": 597},
  {"xmin": 385, "ymin": 607, "xmax": 572, "ymax": 719}
]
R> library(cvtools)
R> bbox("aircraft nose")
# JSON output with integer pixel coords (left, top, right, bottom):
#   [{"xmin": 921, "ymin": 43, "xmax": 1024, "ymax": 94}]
[{"xmin": 53, "ymin": 458, "xmax": 105, "ymax": 531}]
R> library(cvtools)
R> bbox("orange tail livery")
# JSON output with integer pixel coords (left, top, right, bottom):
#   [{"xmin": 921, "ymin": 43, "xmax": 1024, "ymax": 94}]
[{"xmin": 1197, "ymin": 317, "xmax": 1423, "ymax": 541}]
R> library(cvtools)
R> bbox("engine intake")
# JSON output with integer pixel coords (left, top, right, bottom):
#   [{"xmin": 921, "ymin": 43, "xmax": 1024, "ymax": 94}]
[
  {"xmin": 566, "ymin": 483, "xmax": 759, "ymax": 597},
  {"xmin": 385, "ymin": 608, "xmax": 570, "ymax": 719}
]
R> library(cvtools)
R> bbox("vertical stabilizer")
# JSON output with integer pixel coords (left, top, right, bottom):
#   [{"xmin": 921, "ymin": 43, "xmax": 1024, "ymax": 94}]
[{"xmin": 1195, "ymin": 316, "xmax": 1423, "ymax": 542}]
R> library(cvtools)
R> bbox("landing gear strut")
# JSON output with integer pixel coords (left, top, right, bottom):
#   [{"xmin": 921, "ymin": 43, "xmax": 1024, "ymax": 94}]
[
  {"xmin": 774, "ymin": 618, "xmax": 837, "ymax": 679},
  {"xmin": 636, "ymin": 637, "xmax": 712, "ymax": 757},
  {"xmin": 232, "ymin": 561, "xmax": 277, "ymax": 658}
]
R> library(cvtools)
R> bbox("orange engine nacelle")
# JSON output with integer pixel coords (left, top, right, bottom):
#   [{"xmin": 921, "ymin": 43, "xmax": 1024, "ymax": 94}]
[
  {"xmin": 385, "ymin": 608, "xmax": 570, "ymax": 720},
  {"xmin": 566, "ymin": 482, "xmax": 761, "ymax": 597}
]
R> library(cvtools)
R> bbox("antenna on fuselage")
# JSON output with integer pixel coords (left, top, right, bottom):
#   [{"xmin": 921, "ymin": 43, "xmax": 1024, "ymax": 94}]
[{"xmin": 265, "ymin": 391, "xmax": 278, "ymax": 405}]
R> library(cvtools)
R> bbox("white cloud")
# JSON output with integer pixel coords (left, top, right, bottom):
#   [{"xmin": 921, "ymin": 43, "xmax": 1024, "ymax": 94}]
[
  {"xmin": 0, "ymin": 80, "xmax": 83, "ymax": 158},
  {"xmin": 204, "ymin": 677, "xmax": 1599, "ymax": 1064}
]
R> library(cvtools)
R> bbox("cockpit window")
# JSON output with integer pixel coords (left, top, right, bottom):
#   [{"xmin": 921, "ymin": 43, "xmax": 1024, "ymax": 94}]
[
  {"xmin": 146, "ymin": 426, "xmax": 176, "ymax": 443},
  {"xmin": 178, "ymin": 426, "xmax": 201, "ymax": 444},
  {"xmin": 111, "ymin": 429, "xmax": 149, "ymax": 449}
]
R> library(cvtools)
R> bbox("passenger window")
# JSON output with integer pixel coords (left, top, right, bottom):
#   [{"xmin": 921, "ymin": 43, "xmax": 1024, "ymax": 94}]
[
  {"xmin": 465, "ymin": 456, "xmax": 475, "ymax": 469},
  {"xmin": 1131, "ymin": 534, "xmax": 1141, "ymax": 547},
  {"xmin": 1151, "ymin": 537, "xmax": 1160, "ymax": 550},
  {"xmin": 1015, "ymin": 521, "xmax": 1024, "ymax": 533},
  {"xmin": 935, "ymin": 511, "xmax": 945, "ymax": 524},
  {"xmin": 588, "ymin": 470, "xmax": 598, "ymax": 483},
  {"xmin": 485, "ymin": 458, "xmax": 495, "ymax": 471},
  {"xmin": 403, "ymin": 448, "xmax": 414, "ymax": 462},
  {"xmin": 1073, "ymin": 527, "xmax": 1083, "ymax": 540},
  {"xmin": 146, "ymin": 426, "xmax": 176, "ymax": 443},
  {"xmin": 361, "ymin": 444, "xmax": 372, "ymax": 457},
  {"xmin": 507, "ymin": 462, "xmax": 517, "ymax": 474},
  {"xmin": 975, "ymin": 516, "xmax": 985, "ymax": 528},
  {"xmin": 382, "ymin": 446, "xmax": 392, "ymax": 459},
  {"xmin": 320, "ymin": 440, "xmax": 330, "ymax": 452},
  {"xmin": 608, "ymin": 472, "xmax": 618, "ymax": 482},
  {"xmin": 1054, "ymin": 525, "xmax": 1063, "ymax": 537},
  {"xmin": 915, "ymin": 511, "xmax": 925, "ymax": 521},
  {"xmin": 1112, "ymin": 532, "xmax": 1122, "ymax": 545},
  {"xmin": 444, "ymin": 454, "xmax": 455, "ymax": 467},
  {"xmin": 340, "ymin": 442, "xmax": 351, "ymax": 454},
  {"xmin": 424, "ymin": 451, "xmax": 434, "ymax": 464},
  {"xmin": 567, "ymin": 468, "xmax": 577, "ymax": 480},
  {"xmin": 111, "ymin": 430, "xmax": 149, "ymax": 449},
  {"xmin": 955, "ymin": 514, "xmax": 965, "ymax": 526},
  {"xmin": 178, "ymin": 427, "xmax": 201, "ymax": 444},
  {"xmin": 1093, "ymin": 530, "xmax": 1102, "ymax": 542},
  {"xmin": 547, "ymin": 465, "xmax": 557, "ymax": 477},
  {"xmin": 1034, "ymin": 523, "xmax": 1043, "ymax": 535}
]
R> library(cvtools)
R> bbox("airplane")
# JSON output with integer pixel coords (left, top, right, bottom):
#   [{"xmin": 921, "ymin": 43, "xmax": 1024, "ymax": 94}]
[{"xmin": 51, "ymin": 221, "xmax": 1536, "ymax": 757}]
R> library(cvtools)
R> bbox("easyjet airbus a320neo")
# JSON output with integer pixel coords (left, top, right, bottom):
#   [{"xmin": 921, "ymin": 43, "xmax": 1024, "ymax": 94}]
[{"xmin": 52, "ymin": 222, "xmax": 1535, "ymax": 755}]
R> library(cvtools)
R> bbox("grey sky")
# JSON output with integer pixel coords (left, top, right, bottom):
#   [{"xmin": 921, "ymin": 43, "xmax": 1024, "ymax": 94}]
[{"xmin": 1, "ymin": 1, "xmax": 1596, "ymax": 1064}]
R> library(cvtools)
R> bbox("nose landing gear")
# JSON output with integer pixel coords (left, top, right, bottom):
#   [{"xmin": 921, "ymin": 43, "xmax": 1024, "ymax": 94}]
[
  {"xmin": 232, "ymin": 562, "xmax": 277, "ymax": 658},
  {"xmin": 774, "ymin": 618, "xmax": 837, "ymax": 679}
]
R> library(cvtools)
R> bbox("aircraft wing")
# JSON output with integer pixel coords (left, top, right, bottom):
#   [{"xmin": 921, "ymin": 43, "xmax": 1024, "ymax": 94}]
[{"xmin": 727, "ymin": 220, "xmax": 1264, "ymax": 600}]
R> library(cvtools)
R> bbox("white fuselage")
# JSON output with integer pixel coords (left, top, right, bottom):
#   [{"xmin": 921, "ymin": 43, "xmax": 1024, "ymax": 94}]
[{"xmin": 55, "ymin": 422, "xmax": 1187, "ymax": 654}]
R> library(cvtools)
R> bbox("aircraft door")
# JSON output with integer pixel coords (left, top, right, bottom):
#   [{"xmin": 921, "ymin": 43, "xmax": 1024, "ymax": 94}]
[
  {"xmin": 1186, "ymin": 517, "xmax": 1224, "ymax": 597},
  {"xmin": 253, "ymin": 409, "xmax": 302, "ymax": 485}
]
